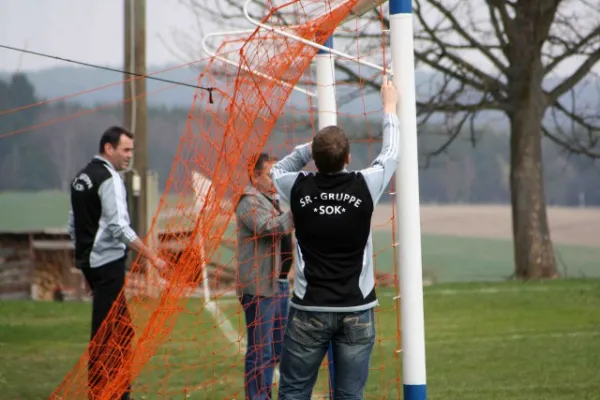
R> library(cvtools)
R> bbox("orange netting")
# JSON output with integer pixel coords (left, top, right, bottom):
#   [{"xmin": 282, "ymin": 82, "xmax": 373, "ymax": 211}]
[{"xmin": 51, "ymin": 1, "xmax": 402, "ymax": 399}]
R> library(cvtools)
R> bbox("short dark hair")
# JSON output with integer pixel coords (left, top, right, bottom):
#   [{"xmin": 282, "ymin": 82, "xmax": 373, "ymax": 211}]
[
  {"xmin": 99, "ymin": 126, "xmax": 134, "ymax": 154},
  {"xmin": 251, "ymin": 153, "xmax": 277, "ymax": 177},
  {"xmin": 311, "ymin": 126, "xmax": 350, "ymax": 174}
]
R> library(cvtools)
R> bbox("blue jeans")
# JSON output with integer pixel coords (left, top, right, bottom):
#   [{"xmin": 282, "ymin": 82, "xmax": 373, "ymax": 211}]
[
  {"xmin": 278, "ymin": 307, "xmax": 375, "ymax": 400},
  {"xmin": 241, "ymin": 281, "xmax": 290, "ymax": 400},
  {"xmin": 273, "ymin": 280, "xmax": 290, "ymax": 364}
]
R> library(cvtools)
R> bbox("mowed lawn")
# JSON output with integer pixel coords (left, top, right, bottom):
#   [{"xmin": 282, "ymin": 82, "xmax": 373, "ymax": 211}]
[
  {"xmin": 209, "ymin": 228, "xmax": 600, "ymax": 283},
  {"xmin": 1, "ymin": 279, "xmax": 599, "ymax": 399},
  {"xmin": 370, "ymin": 233, "xmax": 600, "ymax": 283}
]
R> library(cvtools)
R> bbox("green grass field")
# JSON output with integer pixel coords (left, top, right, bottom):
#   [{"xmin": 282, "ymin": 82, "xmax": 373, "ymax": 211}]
[
  {"xmin": 209, "ymin": 229, "xmax": 600, "ymax": 284},
  {"xmin": 370, "ymin": 233, "xmax": 600, "ymax": 283},
  {"xmin": 1, "ymin": 192, "xmax": 599, "ymax": 398},
  {"xmin": 1, "ymin": 279, "xmax": 599, "ymax": 399}
]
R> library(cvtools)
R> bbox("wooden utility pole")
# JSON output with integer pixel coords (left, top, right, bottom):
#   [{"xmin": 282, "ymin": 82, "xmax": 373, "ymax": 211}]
[{"xmin": 123, "ymin": 0, "xmax": 148, "ymax": 246}]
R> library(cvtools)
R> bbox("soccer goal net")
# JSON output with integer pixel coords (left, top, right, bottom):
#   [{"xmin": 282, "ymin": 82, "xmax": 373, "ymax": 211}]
[{"xmin": 52, "ymin": 1, "xmax": 407, "ymax": 399}]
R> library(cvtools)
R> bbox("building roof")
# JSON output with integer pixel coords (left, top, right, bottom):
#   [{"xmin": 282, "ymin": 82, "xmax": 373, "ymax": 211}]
[{"xmin": 0, "ymin": 191, "xmax": 70, "ymax": 234}]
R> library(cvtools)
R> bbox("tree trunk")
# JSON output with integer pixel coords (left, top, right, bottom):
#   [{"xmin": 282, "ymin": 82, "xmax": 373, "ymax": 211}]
[
  {"xmin": 505, "ymin": 1, "xmax": 561, "ymax": 280},
  {"xmin": 508, "ymin": 98, "xmax": 558, "ymax": 279}
]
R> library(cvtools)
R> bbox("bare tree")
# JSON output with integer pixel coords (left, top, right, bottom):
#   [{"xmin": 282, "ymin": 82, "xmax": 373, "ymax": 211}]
[
  {"xmin": 409, "ymin": 0, "xmax": 600, "ymax": 279},
  {"xmin": 174, "ymin": 0, "xmax": 600, "ymax": 279}
]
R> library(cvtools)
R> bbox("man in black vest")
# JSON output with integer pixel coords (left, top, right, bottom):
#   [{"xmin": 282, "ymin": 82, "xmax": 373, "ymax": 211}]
[
  {"xmin": 68, "ymin": 126, "xmax": 166, "ymax": 400},
  {"xmin": 271, "ymin": 77, "xmax": 399, "ymax": 399}
]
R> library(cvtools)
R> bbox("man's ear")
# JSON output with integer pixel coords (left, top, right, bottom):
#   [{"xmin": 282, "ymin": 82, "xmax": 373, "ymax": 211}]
[
  {"xmin": 346, "ymin": 153, "xmax": 352, "ymax": 165},
  {"xmin": 249, "ymin": 172, "xmax": 257, "ymax": 185}
]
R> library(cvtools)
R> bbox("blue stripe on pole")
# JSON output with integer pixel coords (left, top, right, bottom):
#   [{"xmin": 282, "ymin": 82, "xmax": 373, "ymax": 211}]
[
  {"xmin": 317, "ymin": 36, "xmax": 334, "ymax": 54},
  {"xmin": 390, "ymin": 0, "xmax": 412, "ymax": 14},
  {"xmin": 404, "ymin": 384, "xmax": 427, "ymax": 400}
]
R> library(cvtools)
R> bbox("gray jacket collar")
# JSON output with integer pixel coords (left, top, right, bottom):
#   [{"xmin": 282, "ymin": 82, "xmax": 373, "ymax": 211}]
[
  {"xmin": 94, "ymin": 155, "xmax": 117, "ymax": 171},
  {"xmin": 242, "ymin": 184, "xmax": 275, "ymax": 200}
]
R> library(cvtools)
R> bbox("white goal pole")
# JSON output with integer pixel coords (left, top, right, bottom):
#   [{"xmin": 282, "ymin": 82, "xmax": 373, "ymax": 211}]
[
  {"xmin": 315, "ymin": 34, "xmax": 338, "ymax": 399},
  {"xmin": 316, "ymin": 36, "xmax": 338, "ymax": 129},
  {"xmin": 389, "ymin": 0, "xmax": 427, "ymax": 399}
]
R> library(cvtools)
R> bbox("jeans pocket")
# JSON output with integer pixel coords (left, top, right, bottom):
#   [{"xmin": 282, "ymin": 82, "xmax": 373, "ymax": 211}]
[
  {"xmin": 287, "ymin": 309, "xmax": 325, "ymax": 346},
  {"xmin": 343, "ymin": 308, "xmax": 375, "ymax": 344}
]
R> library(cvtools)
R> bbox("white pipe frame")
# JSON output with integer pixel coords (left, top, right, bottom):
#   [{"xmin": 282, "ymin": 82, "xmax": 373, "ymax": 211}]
[
  {"xmin": 201, "ymin": 29, "xmax": 317, "ymax": 98},
  {"xmin": 201, "ymin": 0, "xmax": 393, "ymax": 101},
  {"xmin": 316, "ymin": 37, "xmax": 338, "ymax": 129},
  {"xmin": 242, "ymin": 0, "xmax": 393, "ymax": 75}
]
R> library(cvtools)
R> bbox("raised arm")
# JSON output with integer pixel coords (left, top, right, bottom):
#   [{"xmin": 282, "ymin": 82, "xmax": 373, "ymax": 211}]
[
  {"xmin": 361, "ymin": 113, "xmax": 400, "ymax": 204},
  {"xmin": 270, "ymin": 143, "xmax": 312, "ymax": 204},
  {"xmin": 360, "ymin": 76, "xmax": 400, "ymax": 204}
]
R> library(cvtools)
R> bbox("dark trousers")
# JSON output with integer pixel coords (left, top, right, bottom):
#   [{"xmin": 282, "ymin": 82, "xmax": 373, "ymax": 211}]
[{"xmin": 81, "ymin": 257, "xmax": 134, "ymax": 400}]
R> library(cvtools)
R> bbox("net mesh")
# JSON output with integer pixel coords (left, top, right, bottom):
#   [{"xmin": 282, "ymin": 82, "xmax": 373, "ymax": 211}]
[{"xmin": 51, "ymin": 1, "xmax": 402, "ymax": 399}]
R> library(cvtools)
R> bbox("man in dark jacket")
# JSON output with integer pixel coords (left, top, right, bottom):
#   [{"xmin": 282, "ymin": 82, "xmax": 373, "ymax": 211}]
[
  {"xmin": 68, "ymin": 126, "xmax": 166, "ymax": 400},
  {"xmin": 271, "ymin": 77, "xmax": 399, "ymax": 399}
]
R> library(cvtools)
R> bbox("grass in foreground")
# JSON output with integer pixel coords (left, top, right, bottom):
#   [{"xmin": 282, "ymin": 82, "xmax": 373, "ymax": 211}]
[{"xmin": 0, "ymin": 279, "xmax": 599, "ymax": 399}]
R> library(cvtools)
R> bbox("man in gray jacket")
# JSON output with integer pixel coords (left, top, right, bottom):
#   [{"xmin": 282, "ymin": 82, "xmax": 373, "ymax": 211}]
[{"xmin": 236, "ymin": 153, "xmax": 294, "ymax": 400}]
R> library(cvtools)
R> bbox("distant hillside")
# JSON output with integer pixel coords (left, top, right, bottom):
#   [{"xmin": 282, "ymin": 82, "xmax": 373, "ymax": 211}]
[
  {"xmin": 1, "ymin": 63, "xmax": 598, "ymax": 130},
  {"xmin": 1, "ymin": 68, "xmax": 598, "ymax": 206},
  {"xmin": 0, "ymin": 64, "xmax": 203, "ymax": 108},
  {"xmin": 0, "ymin": 62, "xmax": 399, "ymax": 113}
]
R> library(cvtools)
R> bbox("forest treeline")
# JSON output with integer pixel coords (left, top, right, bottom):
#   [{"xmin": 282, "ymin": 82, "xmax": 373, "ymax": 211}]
[{"xmin": 1, "ymin": 73, "xmax": 598, "ymax": 206}]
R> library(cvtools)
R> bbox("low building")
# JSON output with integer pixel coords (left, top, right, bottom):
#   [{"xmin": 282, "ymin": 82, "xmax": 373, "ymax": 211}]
[
  {"xmin": 0, "ymin": 187, "xmax": 278, "ymax": 301},
  {"xmin": 0, "ymin": 191, "xmax": 87, "ymax": 300}
]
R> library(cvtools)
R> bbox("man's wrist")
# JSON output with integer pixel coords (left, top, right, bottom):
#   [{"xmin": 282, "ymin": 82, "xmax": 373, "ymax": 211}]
[{"xmin": 141, "ymin": 246, "xmax": 157, "ymax": 263}]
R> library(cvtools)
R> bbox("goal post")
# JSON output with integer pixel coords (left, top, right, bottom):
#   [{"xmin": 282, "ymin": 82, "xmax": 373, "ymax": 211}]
[
  {"xmin": 315, "ymin": 34, "xmax": 338, "ymax": 399},
  {"xmin": 389, "ymin": 0, "xmax": 428, "ymax": 399}
]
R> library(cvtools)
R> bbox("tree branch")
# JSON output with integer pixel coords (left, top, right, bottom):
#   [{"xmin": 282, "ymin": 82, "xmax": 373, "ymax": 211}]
[
  {"xmin": 548, "ymin": 48, "xmax": 600, "ymax": 103},
  {"xmin": 485, "ymin": 0, "xmax": 510, "ymax": 59},
  {"xmin": 426, "ymin": 0, "xmax": 508, "ymax": 73},
  {"xmin": 171, "ymin": 0, "xmax": 600, "ymax": 164},
  {"xmin": 414, "ymin": 0, "xmax": 507, "ymax": 99},
  {"xmin": 544, "ymin": 25, "xmax": 600, "ymax": 76},
  {"xmin": 543, "ymin": 125, "xmax": 600, "ymax": 158}
]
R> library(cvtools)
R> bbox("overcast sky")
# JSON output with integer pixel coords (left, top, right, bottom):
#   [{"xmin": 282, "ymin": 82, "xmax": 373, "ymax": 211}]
[
  {"xmin": 0, "ymin": 0, "xmax": 597, "ymax": 77},
  {"xmin": 0, "ymin": 0, "xmax": 198, "ymax": 72}
]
